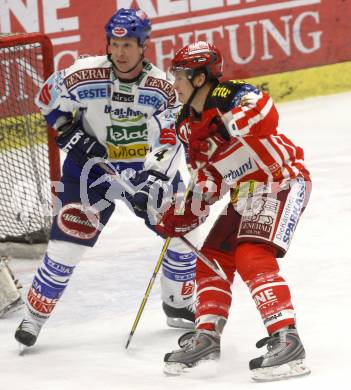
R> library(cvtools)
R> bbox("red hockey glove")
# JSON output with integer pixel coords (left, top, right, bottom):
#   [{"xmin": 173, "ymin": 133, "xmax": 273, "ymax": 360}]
[
  {"xmin": 160, "ymin": 126, "xmax": 176, "ymax": 145},
  {"xmin": 187, "ymin": 108, "xmax": 229, "ymax": 169},
  {"xmin": 155, "ymin": 196, "xmax": 209, "ymax": 237}
]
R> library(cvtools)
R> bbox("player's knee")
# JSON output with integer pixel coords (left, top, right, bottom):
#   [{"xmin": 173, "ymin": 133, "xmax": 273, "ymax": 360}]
[
  {"xmin": 47, "ymin": 239, "xmax": 88, "ymax": 266},
  {"xmin": 197, "ymin": 247, "xmax": 235, "ymax": 284},
  {"xmin": 235, "ymin": 242, "xmax": 279, "ymax": 282}
]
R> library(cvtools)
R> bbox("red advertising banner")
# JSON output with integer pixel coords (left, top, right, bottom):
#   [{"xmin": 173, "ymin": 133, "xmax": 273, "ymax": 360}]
[{"xmin": 1, "ymin": 0, "xmax": 351, "ymax": 77}]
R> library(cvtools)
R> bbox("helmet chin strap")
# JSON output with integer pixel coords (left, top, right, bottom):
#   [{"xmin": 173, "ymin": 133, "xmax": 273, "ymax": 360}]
[{"xmin": 184, "ymin": 76, "xmax": 204, "ymax": 113}]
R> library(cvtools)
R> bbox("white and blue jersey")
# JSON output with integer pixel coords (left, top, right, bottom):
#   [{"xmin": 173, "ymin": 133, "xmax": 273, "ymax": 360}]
[{"xmin": 37, "ymin": 55, "xmax": 182, "ymax": 178}]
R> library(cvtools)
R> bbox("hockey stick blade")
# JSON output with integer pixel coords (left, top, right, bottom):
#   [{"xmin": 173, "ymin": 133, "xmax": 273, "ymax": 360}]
[{"xmin": 179, "ymin": 237, "xmax": 228, "ymax": 281}]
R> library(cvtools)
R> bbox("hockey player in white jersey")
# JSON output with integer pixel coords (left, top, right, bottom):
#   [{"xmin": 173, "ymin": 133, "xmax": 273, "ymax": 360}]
[{"xmin": 15, "ymin": 8, "xmax": 197, "ymax": 348}]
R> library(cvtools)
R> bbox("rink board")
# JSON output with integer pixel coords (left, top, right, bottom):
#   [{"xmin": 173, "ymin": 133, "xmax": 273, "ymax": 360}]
[{"xmin": 246, "ymin": 60, "xmax": 351, "ymax": 103}]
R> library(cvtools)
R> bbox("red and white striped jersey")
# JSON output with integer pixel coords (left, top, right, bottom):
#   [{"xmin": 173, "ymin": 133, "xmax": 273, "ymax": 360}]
[{"xmin": 176, "ymin": 80, "xmax": 310, "ymax": 188}]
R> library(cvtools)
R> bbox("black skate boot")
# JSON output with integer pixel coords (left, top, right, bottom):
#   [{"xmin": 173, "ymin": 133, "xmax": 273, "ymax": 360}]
[
  {"xmin": 163, "ymin": 330, "xmax": 220, "ymax": 375},
  {"xmin": 162, "ymin": 302, "xmax": 195, "ymax": 329},
  {"xmin": 249, "ymin": 326, "xmax": 311, "ymax": 381},
  {"xmin": 15, "ymin": 317, "xmax": 43, "ymax": 348}
]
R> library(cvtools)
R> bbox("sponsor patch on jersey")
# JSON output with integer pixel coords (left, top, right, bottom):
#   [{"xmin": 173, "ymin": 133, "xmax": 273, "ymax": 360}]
[
  {"xmin": 223, "ymin": 158, "xmax": 254, "ymax": 183},
  {"xmin": 107, "ymin": 143, "xmax": 149, "ymax": 160},
  {"xmin": 144, "ymin": 76, "xmax": 176, "ymax": 105},
  {"xmin": 112, "ymin": 92, "xmax": 134, "ymax": 102},
  {"xmin": 38, "ymin": 82, "xmax": 54, "ymax": 105},
  {"xmin": 138, "ymin": 91, "xmax": 166, "ymax": 109},
  {"xmin": 274, "ymin": 178, "xmax": 306, "ymax": 249},
  {"xmin": 107, "ymin": 124, "xmax": 147, "ymax": 145},
  {"xmin": 112, "ymin": 27, "xmax": 128, "ymax": 37},
  {"xmin": 212, "ymin": 85, "xmax": 231, "ymax": 98},
  {"xmin": 54, "ymin": 71, "xmax": 66, "ymax": 94},
  {"xmin": 57, "ymin": 203, "xmax": 100, "ymax": 240},
  {"xmin": 77, "ymin": 85, "xmax": 109, "ymax": 100},
  {"xmin": 104, "ymin": 105, "xmax": 147, "ymax": 119},
  {"xmin": 213, "ymin": 146, "xmax": 258, "ymax": 185},
  {"xmin": 238, "ymin": 196, "xmax": 280, "ymax": 241},
  {"xmin": 65, "ymin": 68, "xmax": 111, "ymax": 89}
]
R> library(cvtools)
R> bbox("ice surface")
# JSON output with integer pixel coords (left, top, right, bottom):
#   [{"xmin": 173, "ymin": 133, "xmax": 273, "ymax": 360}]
[{"xmin": 1, "ymin": 92, "xmax": 350, "ymax": 389}]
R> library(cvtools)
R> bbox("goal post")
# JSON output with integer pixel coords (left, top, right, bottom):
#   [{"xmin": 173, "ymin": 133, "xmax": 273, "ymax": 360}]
[{"xmin": 0, "ymin": 32, "xmax": 60, "ymax": 258}]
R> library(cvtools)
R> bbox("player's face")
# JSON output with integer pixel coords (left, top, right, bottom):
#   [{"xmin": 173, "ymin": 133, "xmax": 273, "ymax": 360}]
[
  {"xmin": 173, "ymin": 71, "xmax": 194, "ymax": 103},
  {"xmin": 109, "ymin": 37, "xmax": 144, "ymax": 78}
]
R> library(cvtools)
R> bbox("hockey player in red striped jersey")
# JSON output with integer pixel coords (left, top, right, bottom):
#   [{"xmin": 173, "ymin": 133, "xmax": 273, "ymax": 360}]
[{"xmin": 156, "ymin": 41, "xmax": 312, "ymax": 381}]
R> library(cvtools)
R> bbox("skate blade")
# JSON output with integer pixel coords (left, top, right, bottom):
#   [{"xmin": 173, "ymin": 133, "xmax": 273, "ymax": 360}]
[
  {"xmin": 164, "ymin": 362, "xmax": 189, "ymax": 376},
  {"xmin": 18, "ymin": 343, "xmax": 27, "ymax": 356},
  {"xmin": 164, "ymin": 359, "xmax": 219, "ymax": 378},
  {"xmin": 251, "ymin": 359, "xmax": 311, "ymax": 382},
  {"xmin": 166, "ymin": 317, "xmax": 195, "ymax": 330}
]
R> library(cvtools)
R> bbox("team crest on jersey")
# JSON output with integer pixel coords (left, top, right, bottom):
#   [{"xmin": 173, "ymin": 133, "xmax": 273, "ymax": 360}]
[
  {"xmin": 58, "ymin": 203, "xmax": 100, "ymax": 239},
  {"xmin": 112, "ymin": 27, "xmax": 128, "ymax": 37}
]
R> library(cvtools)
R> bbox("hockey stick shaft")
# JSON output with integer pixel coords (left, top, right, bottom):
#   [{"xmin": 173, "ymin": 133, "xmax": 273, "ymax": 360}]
[
  {"xmin": 125, "ymin": 236, "xmax": 171, "ymax": 349},
  {"xmin": 94, "ymin": 161, "xmax": 227, "ymax": 348},
  {"xmin": 96, "ymin": 161, "xmax": 227, "ymax": 280},
  {"xmin": 124, "ymin": 173, "xmax": 196, "ymax": 349}
]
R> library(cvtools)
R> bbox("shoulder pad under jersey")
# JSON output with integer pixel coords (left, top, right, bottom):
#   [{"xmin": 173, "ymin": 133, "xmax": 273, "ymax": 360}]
[{"xmin": 207, "ymin": 80, "xmax": 260, "ymax": 111}]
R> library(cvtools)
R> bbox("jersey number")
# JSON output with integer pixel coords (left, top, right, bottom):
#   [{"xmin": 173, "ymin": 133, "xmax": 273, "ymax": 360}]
[{"xmin": 154, "ymin": 149, "xmax": 168, "ymax": 161}]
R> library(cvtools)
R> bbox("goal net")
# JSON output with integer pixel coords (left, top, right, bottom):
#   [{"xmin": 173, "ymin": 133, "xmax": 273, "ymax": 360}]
[{"xmin": 0, "ymin": 33, "xmax": 60, "ymax": 255}]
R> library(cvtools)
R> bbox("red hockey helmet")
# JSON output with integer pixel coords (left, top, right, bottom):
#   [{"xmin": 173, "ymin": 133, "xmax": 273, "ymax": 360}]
[{"xmin": 171, "ymin": 41, "xmax": 223, "ymax": 80}]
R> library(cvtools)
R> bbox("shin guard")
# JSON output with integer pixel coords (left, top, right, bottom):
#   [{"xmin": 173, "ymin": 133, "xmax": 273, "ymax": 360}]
[
  {"xmin": 235, "ymin": 242, "xmax": 295, "ymax": 334},
  {"xmin": 247, "ymin": 272, "xmax": 296, "ymax": 334}
]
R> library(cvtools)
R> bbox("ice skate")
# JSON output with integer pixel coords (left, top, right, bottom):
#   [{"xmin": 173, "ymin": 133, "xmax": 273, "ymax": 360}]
[
  {"xmin": 163, "ymin": 330, "xmax": 220, "ymax": 375},
  {"xmin": 15, "ymin": 316, "xmax": 43, "ymax": 349},
  {"xmin": 163, "ymin": 302, "xmax": 195, "ymax": 329},
  {"xmin": 249, "ymin": 326, "xmax": 311, "ymax": 381}
]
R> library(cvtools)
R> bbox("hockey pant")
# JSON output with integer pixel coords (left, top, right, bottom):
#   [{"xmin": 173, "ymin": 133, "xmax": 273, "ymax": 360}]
[
  {"xmin": 24, "ymin": 160, "xmax": 196, "ymax": 324},
  {"xmin": 195, "ymin": 178, "xmax": 311, "ymax": 335}
]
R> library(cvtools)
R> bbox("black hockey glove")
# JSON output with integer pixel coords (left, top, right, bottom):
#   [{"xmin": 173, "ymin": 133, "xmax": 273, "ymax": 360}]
[
  {"xmin": 132, "ymin": 170, "xmax": 172, "ymax": 224},
  {"xmin": 56, "ymin": 119, "xmax": 107, "ymax": 165}
]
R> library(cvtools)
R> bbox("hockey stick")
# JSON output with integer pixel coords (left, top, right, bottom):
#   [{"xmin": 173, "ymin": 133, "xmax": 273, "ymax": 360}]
[
  {"xmin": 95, "ymin": 160, "xmax": 227, "ymax": 280},
  {"xmin": 93, "ymin": 161, "xmax": 227, "ymax": 348},
  {"xmin": 125, "ymin": 235, "xmax": 171, "ymax": 349},
  {"xmin": 124, "ymin": 172, "xmax": 196, "ymax": 350}
]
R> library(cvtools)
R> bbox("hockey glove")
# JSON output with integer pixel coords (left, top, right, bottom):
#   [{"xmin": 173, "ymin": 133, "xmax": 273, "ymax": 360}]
[
  {"xmin": 132, "ymin": 170, "xmax": 172, "ymax": 223},
  {"xmin": 155, "ymin": 195, "xmax": 209, "ymax": 238},
  {"xmin": 56, "ymin": 119, "xmax": 107, "ymax": 165},
  {"xmin": 160, "ymin": 126, "xmax": 176, "ymax": 145},
  {"xmin": 187, "ymin": 108, "xmax": 229, "ymax": 169}
]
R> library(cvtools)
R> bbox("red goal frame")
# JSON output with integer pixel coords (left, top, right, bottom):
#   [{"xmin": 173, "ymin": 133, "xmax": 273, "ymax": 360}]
[{"xmin": 0, "ymin": 32, "xmax": 61, "ymax": 185}]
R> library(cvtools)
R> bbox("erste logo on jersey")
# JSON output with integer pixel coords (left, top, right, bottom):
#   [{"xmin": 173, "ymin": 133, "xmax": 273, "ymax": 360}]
[
  {"xmin": 112, "ymin": 27, "xmax": 128, "ymax": 37},
  {"xmin": 38, "ymin": 83, "xmax": 53, "ymax": 105}
]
